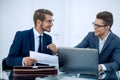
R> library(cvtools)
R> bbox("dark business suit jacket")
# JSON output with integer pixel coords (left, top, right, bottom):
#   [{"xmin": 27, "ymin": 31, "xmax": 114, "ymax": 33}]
[
  {"xmin": 6, "ymin": 28, "xmax": 53, "ymax": 79},
  {"xmin": 76, "ymin": 31, "xmax": 120, "ymax": 71}
]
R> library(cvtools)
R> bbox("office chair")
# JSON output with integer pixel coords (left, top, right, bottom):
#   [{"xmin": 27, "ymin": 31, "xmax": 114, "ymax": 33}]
[
  {"xmin": 2, "ymin": 58, "xmax": 12, "ymax": 71},
  {"xmin": 1, "ymin": 58, "xmax": 12, "ymax": 79}
]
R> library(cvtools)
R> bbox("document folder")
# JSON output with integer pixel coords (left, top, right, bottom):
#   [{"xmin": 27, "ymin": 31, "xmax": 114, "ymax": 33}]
[{"xmin": 13, "ymin": 66, "xmax": 58, "ymax": 80}]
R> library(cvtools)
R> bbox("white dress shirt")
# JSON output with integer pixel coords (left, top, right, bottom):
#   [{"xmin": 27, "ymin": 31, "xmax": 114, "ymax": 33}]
[
  {"xmin": 33, "ymin": 28, "xmax": 43, "ymax": 52},
  {"xmin": 22, "ymin": 28, "xmax": 43, "ymax": 66},
  {"xmin": 98, "ymin": 31, "xmax": 110, "ymax": 71}
]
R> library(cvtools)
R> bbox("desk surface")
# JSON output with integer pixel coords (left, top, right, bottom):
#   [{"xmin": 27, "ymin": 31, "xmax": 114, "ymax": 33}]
[
  {"xmin": 13, "ymin": 71, "xmax": 119, "ymax": 80},
  {"xmin": 59, "ymin": 71, "xmax": 119, "ymax": 80}
]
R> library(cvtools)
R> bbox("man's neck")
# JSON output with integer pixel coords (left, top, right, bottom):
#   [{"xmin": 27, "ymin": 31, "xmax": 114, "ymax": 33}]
[
  {"xmin": 99, "ymin": 31, "xmax": 110, "ymax": 40},
  {"xmin": 35, "ymin": 27, "xmax": 43, "ymax": 34}
]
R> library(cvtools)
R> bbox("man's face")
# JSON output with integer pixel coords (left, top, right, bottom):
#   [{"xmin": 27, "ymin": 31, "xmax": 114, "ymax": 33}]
[
  {"xmin": 41, "ymin": 14, "xmax": 54, "ymax": 32},
  {"xmin": 93, "ymin": 19, "xmax": 109, "ymax": 38}
]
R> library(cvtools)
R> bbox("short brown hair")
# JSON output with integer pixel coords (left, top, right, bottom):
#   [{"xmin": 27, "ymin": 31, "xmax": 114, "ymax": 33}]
[
  {"xmin": 96, "ymin": 11, "xmax": 113, "ymax": 28},
  {"xmin": 33, "ymin": 9, "xmax": 53, "ymax": 26}
]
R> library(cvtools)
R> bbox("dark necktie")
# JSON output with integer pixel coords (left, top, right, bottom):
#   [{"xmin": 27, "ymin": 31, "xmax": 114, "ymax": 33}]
[{"xmin": 38, "ymin": 35, "xmax": 42, "ymax": 52}]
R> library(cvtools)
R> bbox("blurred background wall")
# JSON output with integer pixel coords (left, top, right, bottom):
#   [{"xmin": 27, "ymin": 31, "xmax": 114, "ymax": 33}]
[{"xmin": 0, "ymin": 0, "xmax": 120, "ymax": 66}]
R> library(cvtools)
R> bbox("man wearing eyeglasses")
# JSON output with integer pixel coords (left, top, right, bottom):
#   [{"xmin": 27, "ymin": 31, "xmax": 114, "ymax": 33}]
[
  {"xmin": 76, "ymin": 11, "xmax": 120, "ymax": 76},
  {"xmin": 6, "ymin": 9, "xmax": 58, "ymax": 80}
]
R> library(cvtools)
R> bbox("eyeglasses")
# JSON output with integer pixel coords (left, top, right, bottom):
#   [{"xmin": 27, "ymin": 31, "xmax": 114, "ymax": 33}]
[
  {"xmin": 44, "ymin": 19, "xmax": 54, "ymax": 23},
  {"xmin": 92, "ymin": 22, "xmax": 107, "ymax": 28}
]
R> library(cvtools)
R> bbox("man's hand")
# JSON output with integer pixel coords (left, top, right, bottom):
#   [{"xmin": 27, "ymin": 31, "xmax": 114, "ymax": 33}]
[
  {"xmin": 47, "ymin": 43, "xmax": 58, "ymax": 54},
  {"xmin": 23, "ymin": 57, "xmax": 37, "ymax": 66},
  {"xmin": 98, "ymin": 64, "xmax": 103, "ymax": 72}
]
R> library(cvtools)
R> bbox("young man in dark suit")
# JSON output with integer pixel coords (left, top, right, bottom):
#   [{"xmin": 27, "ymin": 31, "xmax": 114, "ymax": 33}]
[
  {"xmin": 76, "ymin": 11, "xmax": 120, "ymax": 73},
  {"xmin": 6, "ymin": 9, "xmax": 58, "ymax": 79}
]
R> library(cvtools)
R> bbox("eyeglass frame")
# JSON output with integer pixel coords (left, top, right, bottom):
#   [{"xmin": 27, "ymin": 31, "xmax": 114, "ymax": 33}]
[
  {"xmin": 92, "ymin": 22, "xmax": 107, "ymax": 28},
  {"xmin": 44, "ymin": 19, "xmax": 54, "ymax": 23}
]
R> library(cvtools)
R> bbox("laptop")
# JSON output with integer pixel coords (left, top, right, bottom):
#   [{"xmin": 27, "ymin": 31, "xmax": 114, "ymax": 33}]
[{"xmin": 58, "ymin": 47, "xmax": 98, "ymax": 76}]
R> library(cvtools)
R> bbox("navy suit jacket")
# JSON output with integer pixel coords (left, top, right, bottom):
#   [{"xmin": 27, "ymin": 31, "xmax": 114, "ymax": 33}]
[
  {"xmin": 6, "ymin": 28, "xmax": 53, "ymax": 67},
  {"xmin": 76, "ymin": 31, "xmax": 120, "ymax": 71},
  {"xmin": 6, "ymin": 28, "xmax": 54, "ymax": 79}
]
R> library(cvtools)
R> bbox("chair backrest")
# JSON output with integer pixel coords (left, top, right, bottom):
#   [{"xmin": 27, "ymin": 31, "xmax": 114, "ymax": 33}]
[{"xmin": 2, "ymin": 58, "xmax": 12, "ymax": 71}]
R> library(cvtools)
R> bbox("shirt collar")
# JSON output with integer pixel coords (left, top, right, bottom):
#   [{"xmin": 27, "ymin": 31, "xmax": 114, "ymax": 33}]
[
  {"xmin": 33, "ymin": 28, "xmax": 43, "ymax": 37},
  {"xmin": 99, "ymin": 31, "xmax": 111, "ymax": 41}
]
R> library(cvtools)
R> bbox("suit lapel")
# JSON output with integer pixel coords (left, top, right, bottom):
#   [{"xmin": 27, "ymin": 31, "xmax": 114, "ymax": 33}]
[
  {"xmin": 42, "ymin": 33, "xmax": 47, "ymax": 52},
  {"xmin": 94, "ymin": 36, "xmax": 99, "ymax": 51},
  {"xmin": 100, "ymin": 32, "xmax": 113, "ymax": 54},
  {"xmin": 29, "ymin": 28, "xmax": 35, "ymax": 51}
]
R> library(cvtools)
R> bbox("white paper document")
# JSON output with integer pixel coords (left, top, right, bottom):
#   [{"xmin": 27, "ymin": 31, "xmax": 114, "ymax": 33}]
[{"xmin": 30, "ymin": 51, "xmax": 58, "ymax": 67}]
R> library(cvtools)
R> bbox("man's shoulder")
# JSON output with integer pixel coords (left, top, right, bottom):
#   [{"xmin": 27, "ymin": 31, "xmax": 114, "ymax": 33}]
[
  {"xmin": 14, "ymin": 28, "xmax": 33, "ymax": 38},
  {"xmin": 110, "ymin": 32, "xmax": 120, "ymax": 41},
  {"xmin": 16, "ymin": 28, "xmax": 33, "ymax": 35},
  {"xmin": 43, "ymin": 33, "xmax": 51, "ymax": 38},
  {"xmin": 88, "ymin": 31, "xmax": 94, "ymax": 34},
  {"xmin": 87, "ymin": 31, "xmax": 95, "ymax": 36}
]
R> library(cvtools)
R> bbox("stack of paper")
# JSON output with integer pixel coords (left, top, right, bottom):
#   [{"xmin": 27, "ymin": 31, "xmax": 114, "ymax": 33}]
[{"xmin": 30, "ymin": 51, "xmax": 59, "ymax": 68}]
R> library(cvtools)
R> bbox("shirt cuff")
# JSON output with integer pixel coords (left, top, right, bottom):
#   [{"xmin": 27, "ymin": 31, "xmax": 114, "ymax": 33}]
[
  {"xmin": 52, "ymin": 52, "xmax": 58, "ymax": 56},
  {"xmin": 22, "ymin": 58, "xmax": 25, "ymax": 66},
  {"xmin": 101, "ymin": 64, "xmax": 107, "ymax": 71}
]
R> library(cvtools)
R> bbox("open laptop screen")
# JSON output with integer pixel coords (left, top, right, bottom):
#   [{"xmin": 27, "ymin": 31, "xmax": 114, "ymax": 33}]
[{"xmin": 58, "ymin": 47, "xmax": 98, "ymax": 76}]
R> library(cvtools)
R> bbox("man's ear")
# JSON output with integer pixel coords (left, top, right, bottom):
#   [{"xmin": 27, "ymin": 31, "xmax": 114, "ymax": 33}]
[
  {"xmin": 36, "ymin": 19, "xmax": 41, "ymax": 25},
  {"xmin": 106, "ymin": 25, "xmax": 110, "ymax": 30}
]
